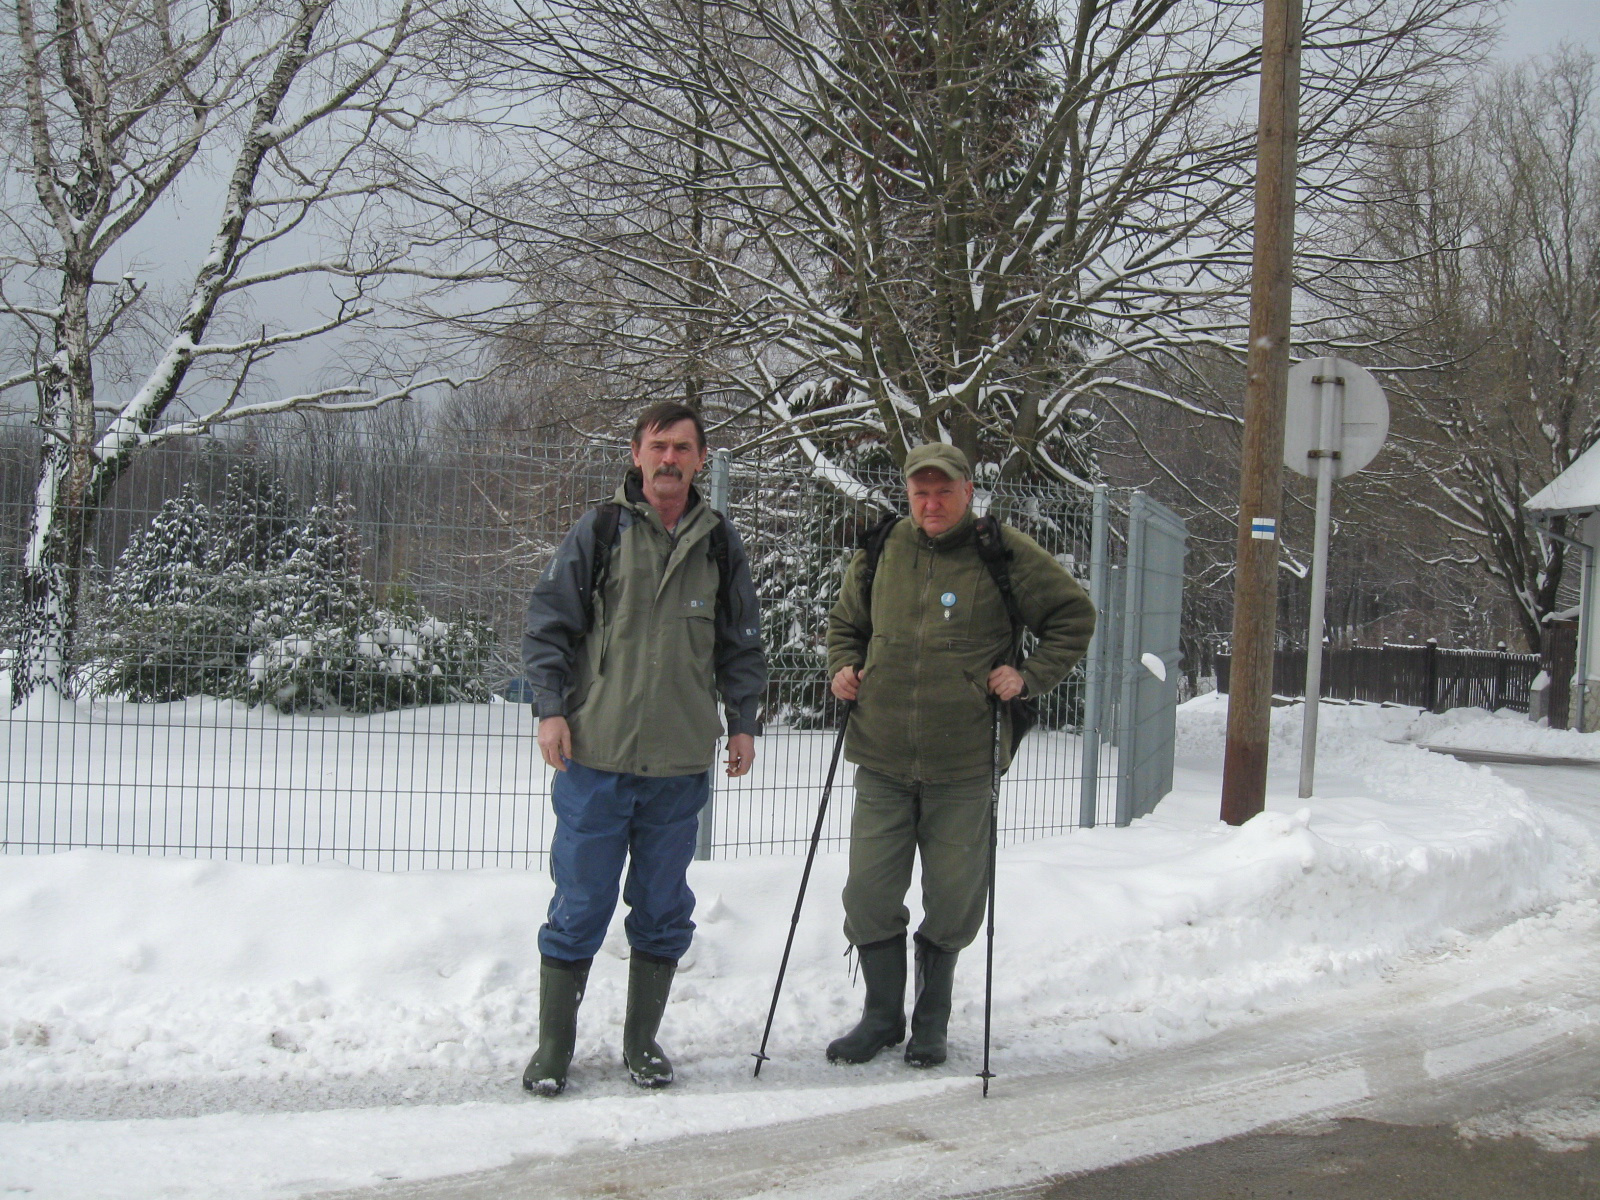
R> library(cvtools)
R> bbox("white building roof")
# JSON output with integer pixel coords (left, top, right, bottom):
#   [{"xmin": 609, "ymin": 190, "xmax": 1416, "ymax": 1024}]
[{"xmin": 1527, "ymin": 439, "xmax": 1600, "ymax": 517}]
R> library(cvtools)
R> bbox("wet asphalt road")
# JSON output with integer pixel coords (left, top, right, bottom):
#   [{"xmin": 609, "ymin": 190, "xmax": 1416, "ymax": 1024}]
[{"xmin": 1026, "ymin": 1119, "xmax": 1600, "ymax": 1200}]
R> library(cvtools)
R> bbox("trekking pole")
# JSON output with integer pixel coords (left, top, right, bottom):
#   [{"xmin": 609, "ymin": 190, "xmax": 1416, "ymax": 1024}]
[
  {"xmin": 979, "ymin": 696, "xmax": 1002, "ymax": 1097},
  {"xmin": 752, "ymin": 700, "xmax": 854, "ymax": 1077}
]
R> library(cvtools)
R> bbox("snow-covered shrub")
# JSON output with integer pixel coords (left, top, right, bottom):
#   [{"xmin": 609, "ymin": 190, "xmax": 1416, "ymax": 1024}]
[
  {"xmin": 92, "ymin": 599, "xmax": 251, "ymax": 703},
  {"xmin": 89, "ymin": 466, "xmax": 492, "ymax": 711},
  {"xmin": 244, "ymin": 608, "xmax": 494, "ymax": 713},
  {"xmin": 90, "ymin": 473, "xmax": 365, "ymax": 702}
]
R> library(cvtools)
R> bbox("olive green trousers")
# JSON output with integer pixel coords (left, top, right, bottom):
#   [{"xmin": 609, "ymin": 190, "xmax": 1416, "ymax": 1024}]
[{"xmin": 841, "ymin": 765, "xmax": 993, "ymax": 953}]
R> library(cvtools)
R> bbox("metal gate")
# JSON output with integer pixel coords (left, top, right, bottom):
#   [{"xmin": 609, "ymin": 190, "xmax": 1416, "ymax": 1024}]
[{"xmin": 1079, "ymin": 489, "xmax": 1188, "ymax": 826}]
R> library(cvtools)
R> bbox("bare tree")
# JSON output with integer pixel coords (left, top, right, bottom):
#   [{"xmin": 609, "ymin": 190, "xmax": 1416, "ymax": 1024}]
[
  {"xmin": 1323, "ymin": 48, "xmax": 1600, "ymax": 649},
  {"xmin": 0, "ymin": 0, "xmax": 490, "ymax": 702},
  {"xmin": 455, "ymin": 0, "xmax": 1491, "ymax": 487},
  {"xmin": 417, "ymin": 0, "xmax": 784, "ymax": 433}
]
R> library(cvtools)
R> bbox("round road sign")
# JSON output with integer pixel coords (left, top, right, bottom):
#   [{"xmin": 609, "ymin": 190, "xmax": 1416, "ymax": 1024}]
[{"xmin": 1282, "ymin": 356, "xmax": 1389, "ymax": 478}]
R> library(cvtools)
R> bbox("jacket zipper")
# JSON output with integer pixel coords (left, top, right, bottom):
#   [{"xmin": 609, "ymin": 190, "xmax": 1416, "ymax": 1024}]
[{"xmin": 914, "ymin": 537, "xmax": 937, "ymax": 779}]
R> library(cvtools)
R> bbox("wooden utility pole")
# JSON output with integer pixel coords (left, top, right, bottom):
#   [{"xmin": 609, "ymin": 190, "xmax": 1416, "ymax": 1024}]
[{"xmin": 1221, "ymin": 0, "xmax": 1302, "ymax": 826}]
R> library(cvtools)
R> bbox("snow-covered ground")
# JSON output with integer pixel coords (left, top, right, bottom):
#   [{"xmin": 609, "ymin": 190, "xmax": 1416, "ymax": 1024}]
[
  {"xmin": 1403, "ymin": 703, "xmax": 1600, "ymax": 760},
  {"xmin": 3, "ymin": 698, "xmax": 1599, "ymax": 1199}
]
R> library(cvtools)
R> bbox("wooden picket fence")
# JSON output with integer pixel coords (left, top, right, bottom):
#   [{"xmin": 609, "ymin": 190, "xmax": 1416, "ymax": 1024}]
[{"xmin": 1215, "ymin": 640, "xmax": 1543, "ymax": 714}]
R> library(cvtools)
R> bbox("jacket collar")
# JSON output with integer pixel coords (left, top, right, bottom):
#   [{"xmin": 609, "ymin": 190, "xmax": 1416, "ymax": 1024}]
[{"xmin": 617, "ymin": 468, "xmax": 707, "ymax": 534}]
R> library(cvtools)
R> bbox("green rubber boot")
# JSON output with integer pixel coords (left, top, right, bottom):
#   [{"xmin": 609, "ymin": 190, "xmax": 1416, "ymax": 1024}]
[
  {"xmin": 904, "ymin": 934, "xmax": 957, "ymax": 1068},
  {"xmin": 522, "ymin": 955, "xmax": 592, "ymax": 1097},
  {"xmin": 826, "ymin": 934, "xmax": 907, "ymax": 1064},
  {"xmin": 623, "ymin": 950, "xmax": 677, "ymax": 1089}
]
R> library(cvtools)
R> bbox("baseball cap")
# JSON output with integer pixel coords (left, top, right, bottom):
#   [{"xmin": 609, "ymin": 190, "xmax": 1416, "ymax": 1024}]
[{"xmin": 902, "ymin": 443, "xmax": 972, "ymax": 482}]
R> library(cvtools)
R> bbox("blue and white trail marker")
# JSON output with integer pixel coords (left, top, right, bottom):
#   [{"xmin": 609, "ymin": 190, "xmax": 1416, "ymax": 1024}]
[{"xmin": 1250, "ymin": 516, "xmax": 1277, "ymax": 541}]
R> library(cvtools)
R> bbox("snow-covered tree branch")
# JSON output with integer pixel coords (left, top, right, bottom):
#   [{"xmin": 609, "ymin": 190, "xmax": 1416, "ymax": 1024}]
[
  {"xmin": 0, "ymin": 0, "xmax": 493, "ymax": 703},
  {"xmin": 1317, "ymin": 48, "xmax": 1600, "ymax": 649},
  {"xmin": 449, "ymin": 0, "xmax": 1492, "ymax": 491}
]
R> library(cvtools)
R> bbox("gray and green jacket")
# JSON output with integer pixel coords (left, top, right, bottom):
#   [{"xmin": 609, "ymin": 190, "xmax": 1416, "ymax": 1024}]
[
  {"xmin": 523, "ymin": 471, "xmax": 766, "ymax": 777},
  {"xmin": 827, "ymin": 510, "xmax": 1095, "ymax": 781}
]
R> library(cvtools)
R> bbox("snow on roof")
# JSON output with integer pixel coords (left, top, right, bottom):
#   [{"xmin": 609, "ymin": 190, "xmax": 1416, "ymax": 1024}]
[{"xmin": 1527, "ymin": 439, "xmax": 1600, "ymax": 516}]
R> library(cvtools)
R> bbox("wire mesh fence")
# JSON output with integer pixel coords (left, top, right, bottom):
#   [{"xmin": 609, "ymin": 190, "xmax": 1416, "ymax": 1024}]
[{"xmin": 0, "ymin": 424, "xmax": 1116, "ymax": 869}]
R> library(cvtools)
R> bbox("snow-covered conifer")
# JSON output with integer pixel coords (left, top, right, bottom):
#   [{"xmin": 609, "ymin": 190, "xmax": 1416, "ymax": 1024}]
[{"xmin": 93, "ymin": 472, "xmax": 491, "ymax": 711}]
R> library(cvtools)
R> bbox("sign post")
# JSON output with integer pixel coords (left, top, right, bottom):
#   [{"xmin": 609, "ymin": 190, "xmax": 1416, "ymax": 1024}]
[{"xmin": 1283, "ymin": 356, "xmax": 1388, "ymax": 797}]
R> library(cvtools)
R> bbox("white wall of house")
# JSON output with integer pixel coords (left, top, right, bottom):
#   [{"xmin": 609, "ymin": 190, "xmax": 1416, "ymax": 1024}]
[{"xmin": 1582, "ymin": 512, "xmax": 1600, "ymax": 731}]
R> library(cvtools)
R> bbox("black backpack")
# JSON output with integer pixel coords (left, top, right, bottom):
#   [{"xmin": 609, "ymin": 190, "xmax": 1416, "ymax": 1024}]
[
  {"xmin": 582, "ymin": 502, "xmax": 734, "ymax": 629},
  {"xmin": 855, "ymin": 514, "xmax": 1039, "ymax": 761}
]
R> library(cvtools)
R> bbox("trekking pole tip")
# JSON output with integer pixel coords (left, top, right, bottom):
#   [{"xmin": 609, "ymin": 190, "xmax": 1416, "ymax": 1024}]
[{"xmin": 751, "ymin": 1050, "xmax": 770, "ymax": 1078}]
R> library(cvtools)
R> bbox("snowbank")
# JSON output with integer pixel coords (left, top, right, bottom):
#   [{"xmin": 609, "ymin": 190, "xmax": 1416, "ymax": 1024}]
[
  {"xmin": 1406, "ymin": 704, "xmax": 1600, "ymax": 761},
  {"xmin": 1, "ymin": 698, "xmax": 1594, "ymax": 1199}
]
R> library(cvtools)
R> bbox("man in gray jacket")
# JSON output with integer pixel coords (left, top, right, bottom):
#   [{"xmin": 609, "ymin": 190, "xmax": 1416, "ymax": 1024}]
[{"xmin": 521, "ymin": 402, "xmax": 766, "ymax": 1096}]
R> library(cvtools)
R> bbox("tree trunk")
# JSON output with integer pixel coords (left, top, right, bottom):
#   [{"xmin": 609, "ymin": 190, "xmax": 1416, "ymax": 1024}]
[{"xmin": 14, "ymin": 443, "xmax": 98, "ymax": 703}]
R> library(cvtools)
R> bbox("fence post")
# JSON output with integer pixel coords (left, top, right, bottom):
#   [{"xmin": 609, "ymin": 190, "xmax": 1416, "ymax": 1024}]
[
  {"xmin": 1425, "ymin": 637, "xmax": 1440, "ymax": 714},
  {"xmin": 1078, "ymin": 486, "xmax": 1111, "ymax": 828},
  {"xmin": 696, "ymin": 450, "xmax": 732, "ymax": 862},
  {"xmin": 1494, "ymin": 641, "xmax": 1508, "ymax": 712}
]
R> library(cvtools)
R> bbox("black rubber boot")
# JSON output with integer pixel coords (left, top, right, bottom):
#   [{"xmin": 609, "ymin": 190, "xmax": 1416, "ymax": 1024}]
[
  {"xmin": 826, "ymin": 934, "xmax": 907, "ymax": 1064},
  {"xmin": 623, "ymin": 950, "xmax": 677, "ymax": 1089},
  {"xmin": 522, "ymin": 955, "xmax": 592, "ymax": 1096},
  {"xmin": 904, "ymin": 934, "xmax": 957, "ymax": 1068}
]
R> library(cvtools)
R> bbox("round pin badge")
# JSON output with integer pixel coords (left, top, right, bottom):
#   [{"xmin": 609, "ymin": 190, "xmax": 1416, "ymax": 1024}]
[{"xmin": 940, "ymin": 592, "xmax": 957, "ymax": 608}]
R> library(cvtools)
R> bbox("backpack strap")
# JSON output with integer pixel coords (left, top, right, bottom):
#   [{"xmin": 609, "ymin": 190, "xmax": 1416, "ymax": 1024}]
[
  {"xmin": 708, "ymin": 511, "xmax": 734, "ymax": 625},
  {"xmin": 974, "ymin": 516, "xmax": 1040, "ymax": 761},
  {"xmin": 586, "ymin": 502, "xmax": 735, "ymax": 629},
  {"xmin": 855, "ymin": 513, "xmax": 902, "ymax": 634},
  {"xmin": 586, "ymin": 503, "xmax": 624, "ymax": 629},
  {"xmin": 973, "ymin": 516, "xmax": 1026, "ymax": 667}
]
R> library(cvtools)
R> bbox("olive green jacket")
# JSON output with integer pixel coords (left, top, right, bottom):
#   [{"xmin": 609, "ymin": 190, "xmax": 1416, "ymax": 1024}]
[
  {"xmin": 826, "ymin": 511, "xmax": 1095, "ymax": 781},
  {"xmin": 523, "ymin": 473, "xmax": 766, "ymax": 777}
]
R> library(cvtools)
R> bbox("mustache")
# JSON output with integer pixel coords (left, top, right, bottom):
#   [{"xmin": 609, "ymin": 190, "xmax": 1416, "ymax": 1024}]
[{"xmin": 652, "ymin": 465, "xmax": 684, "ymax": 479}]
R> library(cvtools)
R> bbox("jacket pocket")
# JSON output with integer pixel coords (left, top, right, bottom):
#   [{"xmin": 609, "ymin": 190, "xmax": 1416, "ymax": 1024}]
[
  {"xmin": 568, "ymin": 669, "xmax": 599, "ymax": 715},
  {"xmin": 855, "ymin": 634, "xmax": 892, "ymax": 703},
  {"xmin": 682, "ymin": 612, "xmax": 716, "ymax": 686}
]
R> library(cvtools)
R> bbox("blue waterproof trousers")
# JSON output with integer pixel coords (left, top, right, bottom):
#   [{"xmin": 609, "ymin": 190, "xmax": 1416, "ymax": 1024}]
[{"xmin": 538, "ymin": 760, "xmax": 710, "ymax": 963}]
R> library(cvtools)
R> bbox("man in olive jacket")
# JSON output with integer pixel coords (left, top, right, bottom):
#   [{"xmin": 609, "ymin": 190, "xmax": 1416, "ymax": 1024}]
[
  {"xmin": 520, "ymin": 402, "xmax": 766, "ymax": 1096},
  {"xmin": 826, "ymin": 443, "xmax": 1094, "ymax": 1068}
]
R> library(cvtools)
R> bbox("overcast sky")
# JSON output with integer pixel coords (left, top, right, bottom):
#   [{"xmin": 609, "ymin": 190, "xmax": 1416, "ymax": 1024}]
[
  {"xmin": 1497, "ymin": 0, "xmax": 1600, "ymax": 59},
  {"xmin": 15, "ymin": 0, "xmax": 1597, "ymax": 420}
]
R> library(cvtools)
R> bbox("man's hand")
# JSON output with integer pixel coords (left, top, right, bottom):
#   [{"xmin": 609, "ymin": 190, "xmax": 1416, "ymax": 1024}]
[
  {"xmin": 726, "ymin": 732, "xmax": 756, "ymax": 778},
  {"xmin": 538, "ymin": 715, "xmax": 572, "ymax": 771},
  {"xmin": 831, "ymin": 665, "xmax": 862, "ymax": 701},
  {"xmin": 987, "ymin": 665, "xmax": 1026, "ymax": 701}
]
